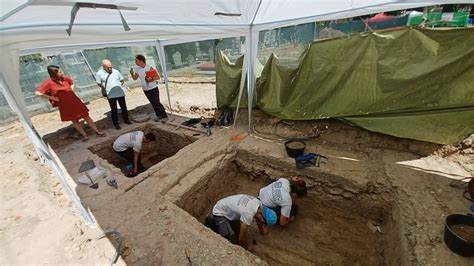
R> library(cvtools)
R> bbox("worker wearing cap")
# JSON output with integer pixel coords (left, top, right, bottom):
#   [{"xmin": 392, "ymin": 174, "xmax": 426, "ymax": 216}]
[
  {"xmin": 204, "ymin": 194, "xmax": 277, "ymax": 250},
  {"xmin": 259, "ymin": 177, "xmax": 307, "ymax": 226}
]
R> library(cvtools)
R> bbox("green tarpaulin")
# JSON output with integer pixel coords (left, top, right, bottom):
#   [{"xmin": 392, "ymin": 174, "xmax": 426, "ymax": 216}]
[{"xmin": 216, "ymin": 28, "xmax": 474, "ymax": 144}]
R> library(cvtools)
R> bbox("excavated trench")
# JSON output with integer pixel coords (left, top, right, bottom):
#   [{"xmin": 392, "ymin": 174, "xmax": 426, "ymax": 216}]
[
  {"xmin": 89, "ymin": 125, "xmax": 196, "ymax": 174},
  {"xmin": 84, "ymin": 124, "xmax": 405, "ymax": 264},
  {"xmin": 176, "ymin": 151, "xmax": 404, "ymax": 265}
]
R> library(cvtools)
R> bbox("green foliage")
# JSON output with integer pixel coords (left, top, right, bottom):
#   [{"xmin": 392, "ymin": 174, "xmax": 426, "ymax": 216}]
[{"xmin": 19, "ymin": 54, "xmax": 43, "ymax": 64}]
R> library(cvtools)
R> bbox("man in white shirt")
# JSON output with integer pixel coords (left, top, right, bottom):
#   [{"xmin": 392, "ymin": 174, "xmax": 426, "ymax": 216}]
[
  {"xmin": 204, "ymin": 194, "xmax": 277, "ymax": 250},
  {"xmin": 113, "ymin": 131, "xmax": 156, "ymax": 177},
  {"xmin": 129, "ymin": 54, "xmax": 168, "ymax": 121},
  {"xmin": 259, "ymin": 177, "xmax": 307, "ymax": 226},
  {"xmin": 96, "ymin": 59, "xmax": 132, "ymax": 130}
]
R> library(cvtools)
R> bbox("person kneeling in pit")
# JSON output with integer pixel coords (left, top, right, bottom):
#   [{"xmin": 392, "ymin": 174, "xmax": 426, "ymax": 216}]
[
  {"xmin": 204, "ymin": 194, "xmax": 277, "ymax": 250},
  {"xmin": 259, "ymin": 177, "xmax": 307, "ymax": 226},
  {"xmin": 112, "ymin": 131, "xmax": 156, "ymax": 177}
]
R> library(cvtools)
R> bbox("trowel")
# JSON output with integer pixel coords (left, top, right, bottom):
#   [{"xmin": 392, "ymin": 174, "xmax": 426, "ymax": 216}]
[{"xmin": 78, "ymin": 159, "xmax": 99, "ymax": 189}]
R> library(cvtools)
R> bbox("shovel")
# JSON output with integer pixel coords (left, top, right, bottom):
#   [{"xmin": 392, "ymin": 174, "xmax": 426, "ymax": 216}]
[{"xmin": 79, "ymin": 159, "xmax": 99, "ymax": 189}]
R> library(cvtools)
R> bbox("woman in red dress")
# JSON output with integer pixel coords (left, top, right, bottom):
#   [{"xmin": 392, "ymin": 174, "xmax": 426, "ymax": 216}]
[{"xmin": 35, "ymin": 65, "xmax": 105, "ymax": 141}]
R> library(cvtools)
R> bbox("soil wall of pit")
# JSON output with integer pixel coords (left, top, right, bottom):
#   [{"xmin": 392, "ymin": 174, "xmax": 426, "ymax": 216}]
[
  {"xmin": 89, "ymin": 125, "xmax": 196, "ymax": 173},
  {"xmin": 176, "ymin": 151, "xmax": 407, "ymax": 265}
]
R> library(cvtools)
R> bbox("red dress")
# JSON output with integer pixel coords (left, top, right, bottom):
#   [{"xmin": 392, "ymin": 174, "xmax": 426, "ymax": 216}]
[{"xmin": 36, "ymin": 76, "xmax": 89, "ymax": 121}]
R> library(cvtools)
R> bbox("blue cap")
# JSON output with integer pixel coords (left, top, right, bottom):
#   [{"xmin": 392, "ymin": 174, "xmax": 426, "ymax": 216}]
[{"xmin": 261, "ymin": 205, "xmax": 277, "ymax": 225}]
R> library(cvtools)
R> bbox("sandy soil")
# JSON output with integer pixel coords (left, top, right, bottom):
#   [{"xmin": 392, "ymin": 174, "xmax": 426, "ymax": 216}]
[{"xmin": 1, "ymin": 77, "xmax": 473, "ymax": 264}]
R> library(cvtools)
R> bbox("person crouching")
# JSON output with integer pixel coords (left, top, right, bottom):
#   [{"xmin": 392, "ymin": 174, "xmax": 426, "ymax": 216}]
[
  {"xmin": 112, "ymin": 131, "xmax": 155, "ymax": 177},
  {"xmin": 204, "ymin": 194, "xmax": 277, "ymax": 250}
]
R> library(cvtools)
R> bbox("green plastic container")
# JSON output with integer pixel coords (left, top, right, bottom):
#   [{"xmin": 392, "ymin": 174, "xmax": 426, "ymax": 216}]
[
  {"xmin": 449, "ymin": 11, "xmax": 469, "ymax": 27},
  {"xmin": 407, "ymin": 14, "xmax": 423, "ymax": 26},
  {"xmin": 426, "ymin": 11, "xmax": 443, "ymax": 27}
]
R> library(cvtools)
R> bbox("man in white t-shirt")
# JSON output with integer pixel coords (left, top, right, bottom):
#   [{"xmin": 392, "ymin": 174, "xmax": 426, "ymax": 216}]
[
  {"xmin": 96, "ymin": 58, "xmax": 132, "ymax": 130},
  {"xmin": 204, "ymin": 194, "xmax": 277, "ymax": 250},
  {"xmin": 129, "ymin": 54, "xmax": 168, "ymax": 121},
  {"xmin": 113, "ymin": 131, "xmax": 156, "ymax": 177},
  {"xmin": 259, "ymin": 177, "xmax": 307, "ymax": 226}
]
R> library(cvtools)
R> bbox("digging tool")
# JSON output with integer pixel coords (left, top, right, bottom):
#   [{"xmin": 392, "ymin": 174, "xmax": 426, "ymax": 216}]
[
  {"xmin": 295, "ymin": 153, "xmax": 327, "ymax": 168},
  {"xmin": 84, "ymin": 171, "xmax": 99, "ymax": 189},
  {"xmin": 164, "ymin": 120, "xmax": 207, "ymax": 134},
  {"xmin": 79, "ymin": 159, "xmax": 99, "ymax": 189}
]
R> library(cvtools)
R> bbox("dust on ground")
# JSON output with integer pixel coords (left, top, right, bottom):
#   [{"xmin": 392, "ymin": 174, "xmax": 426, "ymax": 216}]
[{"xmin": 0, "ymin": 76, "xmax": 473, "ymax": 265}]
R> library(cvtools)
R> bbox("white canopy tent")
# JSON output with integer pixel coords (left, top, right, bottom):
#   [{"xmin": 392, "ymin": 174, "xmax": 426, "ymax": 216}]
[{"xmin": 1, "ymin": 0, "xmax": 471, "ymax": 226}]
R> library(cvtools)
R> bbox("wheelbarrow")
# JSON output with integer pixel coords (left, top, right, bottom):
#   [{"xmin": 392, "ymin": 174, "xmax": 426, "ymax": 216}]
[{"xmin": 200, "ymin": 117, "xmax": 215, "ymax": 136}]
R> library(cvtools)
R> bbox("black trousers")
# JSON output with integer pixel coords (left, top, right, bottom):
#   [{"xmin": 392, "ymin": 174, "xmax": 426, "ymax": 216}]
[
  {"xmin": 108, "ymin": 96, "xmax": 129, "ymax": 125},
  {"xmin": 115, "ymin": 148, "xmax": 144, "ymax": 171},
  {"xmin": 144, "ymin": 87, "xmax": 167, "ymax": 118},
  {"xmin": 271, "ymin": 203, "xmax": 299, "ymax": 224},
  {"xmin": 204, "ymin": 214, "xmax": 240, "ymax": 244}
]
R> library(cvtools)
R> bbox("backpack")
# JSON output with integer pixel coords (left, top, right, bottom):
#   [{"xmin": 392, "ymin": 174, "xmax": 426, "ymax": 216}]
[{"xmin": 217, "ymin": 106, "xmax": 234, "ymax": 126}]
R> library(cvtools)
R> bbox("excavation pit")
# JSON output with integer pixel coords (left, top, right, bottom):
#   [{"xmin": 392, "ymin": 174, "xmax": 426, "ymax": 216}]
[
  {"xmin": 177, "ymin": 156, "xmax": 402, "ymax": 265},
  {"xmin": 89, "ymin": 125, "xmax": 196, "ymax": 174}
]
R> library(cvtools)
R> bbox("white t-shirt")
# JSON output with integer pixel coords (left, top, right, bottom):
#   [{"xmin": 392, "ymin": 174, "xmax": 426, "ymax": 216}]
[
  {"xmin": 259, "ymin": 178, "xmax": 292, "ymax": 218},
  {"xmin": 95, "ymin": 68, "xmax": 125, "ymax": 99},
  {"xmin": 113, "ymin": 131, "xmax": 144, "ymax": 152},
  {"xmin": 212, "ymin": 194, "xmax": 260, "ymax": 226},
  {"xmin": 134, "ymin": 65, "xmax": 158, "ymax": 91}
]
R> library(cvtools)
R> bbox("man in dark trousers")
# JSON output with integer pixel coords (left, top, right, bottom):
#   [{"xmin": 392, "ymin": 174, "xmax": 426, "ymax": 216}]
[
  {"xmin": 204, "ymin": 194, "xmax": 277, "ymax": 250},
  {"xmin": 113, "ymin": 131, "xmax": 155, "ymax": 177},
  {"xmin": 259, "ymin": 177, "xmax": 307, "ymax": 226},
  {"xmin": 96, "ymin": 58, "xmax": 132, "ymax": 130},
  {"xmin": 129, "ymin": 54, "xmax": 168, "ymax": 121}
]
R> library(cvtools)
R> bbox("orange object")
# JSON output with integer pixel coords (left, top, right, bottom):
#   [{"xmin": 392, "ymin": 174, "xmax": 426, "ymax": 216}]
[
  {"xmin": 230, "ymin": 134, "xmax": 243, "ymax": 141},
  {"xmin": 145, "ymin": 68, "xmax": 159, "ymax": 79}
]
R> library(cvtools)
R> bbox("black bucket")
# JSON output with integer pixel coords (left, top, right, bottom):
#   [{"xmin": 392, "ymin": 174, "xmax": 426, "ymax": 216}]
[
  {"xmin": 284, "ymin": 140, "xmax": 306, "ymax": 158},
  {"xmin": 444, "ymin": 214, "xmax": 474, "ymax": 257}
]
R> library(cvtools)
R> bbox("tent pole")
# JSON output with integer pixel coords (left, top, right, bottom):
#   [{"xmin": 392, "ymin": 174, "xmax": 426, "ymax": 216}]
[
  {"xmin": 232, "ymin": 35, "xmax": 250, "ymax": 127},
  {"xmin": 156, "ymin": 40, "xmax": 172, "ymax": 114},
  {"xmin": 80, "ymin": 50, "xmax": 98, "ymax": 81},
  {"xmin": 0, "ymin": 73, "xmax": 96, "ymax": 227},
  {"xmin": 247, "ymin": 28, "xmax": 259, "ymax": 132}
]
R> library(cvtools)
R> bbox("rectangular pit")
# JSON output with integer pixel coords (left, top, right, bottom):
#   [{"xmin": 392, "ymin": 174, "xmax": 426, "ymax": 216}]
[
  {"xmin": 176, "ymin": 154, "xmax": 403, "ymax": 265},
  {"xmin": 89, "ymin": 125, "xmax": 196, "ymax": 174}
]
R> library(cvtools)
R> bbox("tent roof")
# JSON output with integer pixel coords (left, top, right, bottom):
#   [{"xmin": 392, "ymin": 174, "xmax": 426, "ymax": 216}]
[
  {"xmin": 1, "ymin": 1, "xmax": 472, "ymax": 226},
  {"xmin": 1, "ymin": 0, "xmax": 472, "ymax": 51}
]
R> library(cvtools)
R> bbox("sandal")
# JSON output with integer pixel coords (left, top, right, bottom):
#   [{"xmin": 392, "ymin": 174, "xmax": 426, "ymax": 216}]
[
  {"xmin": 82, "ymin": 135, "xmax": 90, "ymax": 142},
  {"xmin": 96, "ymin": 131, "xmax": 106, "ymax": 137}
]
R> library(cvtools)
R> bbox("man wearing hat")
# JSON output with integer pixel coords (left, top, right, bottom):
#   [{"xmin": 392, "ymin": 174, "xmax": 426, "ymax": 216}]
[{"xmin": 204, "ymin": 194, "xmax": 277, "ymax": 250}]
